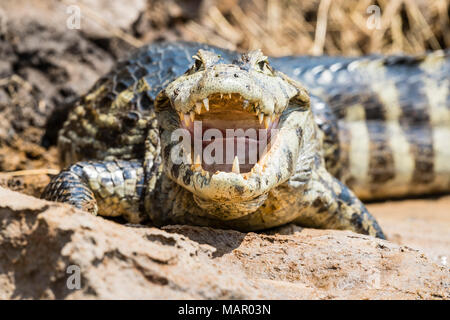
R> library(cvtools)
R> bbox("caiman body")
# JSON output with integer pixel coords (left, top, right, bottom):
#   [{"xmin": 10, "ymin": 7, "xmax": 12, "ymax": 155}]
[{"xmin": 42, "ymin": 42, "xmax": 450, "ymax": 239}]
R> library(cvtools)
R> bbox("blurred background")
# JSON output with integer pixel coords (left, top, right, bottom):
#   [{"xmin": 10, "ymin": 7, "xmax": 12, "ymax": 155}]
[
  {"xmin": 136, "ymin": 0, "xmax": 450, "ymax": 56},
  {"xmin": 0, "ymin": 0, "xmax": 449, "ymax": 195}
]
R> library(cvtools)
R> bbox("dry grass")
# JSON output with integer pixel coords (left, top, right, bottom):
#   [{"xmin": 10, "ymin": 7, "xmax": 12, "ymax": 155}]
[{"xmin": 140, "ymin": 0, "xmax": 449, "ymax": 56}]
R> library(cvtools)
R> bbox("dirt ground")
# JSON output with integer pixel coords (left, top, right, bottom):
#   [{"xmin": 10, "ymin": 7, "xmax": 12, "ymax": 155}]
[
  {"xmin": 0, "ymin": 0, "xmax": 448, "ymax": 268},
  {"xmin": 368, "ymin": 197, "xmax": 450, "ymax": 266}
]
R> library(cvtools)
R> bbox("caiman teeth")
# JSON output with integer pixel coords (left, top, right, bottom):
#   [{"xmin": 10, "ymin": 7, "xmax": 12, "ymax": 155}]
[
  {"xmin": 264, "ymin": 116, "xmax": 271, "ymax": 129},
  {"xmin": 184, "ymin": 113, "xmax": 191, "ymax": 126},
  {"xmin": 195, "ymin": 102, "xmax": 202, "ymax": 114},
  {"xmin": 232, "ymin": 156, "xmax": 240, "ymax": 174},
  {"xmin": 258, "ymin": 113, "xmax": 264, "ymax": 124},
  {"xmin": 180, "ymin": 94, "xmax": 278, "ymax": 130},
  {"xmin": 202, "ymin": 98, "xmax": 209, "ymax": 111}
]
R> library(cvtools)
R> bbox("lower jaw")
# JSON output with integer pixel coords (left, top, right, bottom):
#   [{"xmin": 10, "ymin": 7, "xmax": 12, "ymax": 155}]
[
  {"xmin": 193, "ymin": 192, "xmax": 269, "ymax": 218},
  {"xmin": 191, "ymin": 137, "xmax": 270, "ymax": 173}
]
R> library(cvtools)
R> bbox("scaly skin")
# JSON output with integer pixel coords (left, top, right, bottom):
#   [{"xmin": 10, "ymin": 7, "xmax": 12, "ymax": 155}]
[{"xmin": 42, "ymin": 42, "xmax": 450, "ymax": 239}]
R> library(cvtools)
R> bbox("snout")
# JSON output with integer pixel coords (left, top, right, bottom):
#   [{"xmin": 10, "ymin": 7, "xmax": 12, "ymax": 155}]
[{"xmin": 190, "ymin": 65, "xmax": 263, "ymax": 101}]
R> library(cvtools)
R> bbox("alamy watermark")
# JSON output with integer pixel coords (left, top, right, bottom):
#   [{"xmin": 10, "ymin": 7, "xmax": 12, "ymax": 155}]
[
  {"xmin": 66, "ymin": 5, "xmax": 81, "ymax": 30},
  {"xmin": 366, "ymin": 5, "xmax": 381, "ymax": 30},
  {"xmin": 66, "ymin": 264, "xmax": 81, "ymax": 290},
  {"xmin": 337, "ymin": 267, "xmax": 381, "ymax": 290}
]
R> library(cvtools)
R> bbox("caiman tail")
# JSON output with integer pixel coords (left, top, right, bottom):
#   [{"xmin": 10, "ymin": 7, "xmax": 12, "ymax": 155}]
[{"xmin": 273, "ymin": 50, "xmax": 450, "ymax": 200}]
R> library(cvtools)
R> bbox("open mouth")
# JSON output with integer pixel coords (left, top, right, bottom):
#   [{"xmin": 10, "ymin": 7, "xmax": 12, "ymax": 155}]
[{"xmin": 177, "ymin": 93, "xmax": 280, "ymax": 174}]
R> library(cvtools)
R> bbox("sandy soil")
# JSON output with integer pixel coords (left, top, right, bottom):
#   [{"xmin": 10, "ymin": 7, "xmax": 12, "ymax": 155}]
[{"xmin": 368, "ymin": 197, "xmax": 450, "ymax": 266}]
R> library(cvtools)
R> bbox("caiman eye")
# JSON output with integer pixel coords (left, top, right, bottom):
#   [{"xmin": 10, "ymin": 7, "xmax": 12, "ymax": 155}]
[
  {"xmin": 258, "ymin": 60, "xmax": 272, "ymax": 73},
  {"xmin": 193, "ymin": 58, "xmax": 203, "ymax": 71},
  {"xmin": 257, "ymin": 60, "xmax": 266, "ymax": 70}
]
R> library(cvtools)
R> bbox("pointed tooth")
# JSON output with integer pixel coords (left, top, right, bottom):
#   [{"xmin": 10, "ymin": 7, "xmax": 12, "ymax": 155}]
[
  {"xmin": 243, "ymin": 100, "xmax": 249, "ymax": 109},
  {"xmin": 184, "ymin": 114, "xmax": 191, "ymax": 126},
  {"xmin": 258, "ymin": 113, "xmax": 264, "ymax": 124},
  {"xmin": 228, "ymin": 93, "xmax": 232, "ymax": 99},
  {"xmin": 179, "ymin": 112, "xmax": 184, "ymax": 121},
  {"xmin": 202, "ymin": 98, "xmax": 209, "ymax": 111},
  {"xmin": 220, "ymin": 93, "xmax": 223, "ymax": 99},
  {"xmin": 232, "ymin": 156, "xmax": 240, "ymax": 174},
  {"xmin": 195, "ymin": 102, "xmax": 202, "ymax": 114},
  {"xmin": 190, "ymin": 111, "xmax": 195, "ymax": 122},
  {"xmin": 264, "ymin": 116, "xmax": 271, "ymax": 129}
]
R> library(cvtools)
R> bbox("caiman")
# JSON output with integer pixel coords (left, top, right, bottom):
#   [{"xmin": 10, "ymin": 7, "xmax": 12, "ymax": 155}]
[{"xmin": 42, "ymin": 42, "xmax": 450, "ymax": 239}]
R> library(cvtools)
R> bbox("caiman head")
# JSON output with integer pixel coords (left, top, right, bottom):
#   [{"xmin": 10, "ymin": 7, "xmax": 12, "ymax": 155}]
[{"xmin": 155, "ymin": 48, "xmax": 311, "ymax": 219}]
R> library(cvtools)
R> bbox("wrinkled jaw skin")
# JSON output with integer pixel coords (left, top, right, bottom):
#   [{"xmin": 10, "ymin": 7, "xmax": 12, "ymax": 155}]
[{"xmin": 155, "ymin": 49, "xmax": 310, "ymax": 218}]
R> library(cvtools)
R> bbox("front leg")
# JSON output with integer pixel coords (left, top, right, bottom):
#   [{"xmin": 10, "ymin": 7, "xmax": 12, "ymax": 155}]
[
  {"xmin": 293, "ymin": 166, "xmax": 386, "ymax": 239},
  {"xmin": 41, "ymin": 160, "xmax": 148, "ymax": 223}
]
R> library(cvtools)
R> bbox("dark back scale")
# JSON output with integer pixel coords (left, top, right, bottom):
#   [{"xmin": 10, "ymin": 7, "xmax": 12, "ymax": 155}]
[
  {"xmin": 58, "ymin": 42, "xmax": 238, "ymax": 166},
  {"xmin": 58, "ymin": 41, "xmax": 450, "ymax": 203}
]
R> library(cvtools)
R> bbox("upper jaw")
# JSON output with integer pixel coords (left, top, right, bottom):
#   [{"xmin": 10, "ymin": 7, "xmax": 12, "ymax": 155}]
[
  {"xmin": 177, "ymin": 92, "xmax": 280, "ymax": 131},
  {"xmin": 165, "ymin": 67, "xmax": 298, "ymax": 117}
]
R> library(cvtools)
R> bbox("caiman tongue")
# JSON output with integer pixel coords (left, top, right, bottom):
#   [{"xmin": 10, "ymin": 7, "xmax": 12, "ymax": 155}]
[{"xmin": 179, "ymin": 93, "xmax": 280, "ymax": 173}]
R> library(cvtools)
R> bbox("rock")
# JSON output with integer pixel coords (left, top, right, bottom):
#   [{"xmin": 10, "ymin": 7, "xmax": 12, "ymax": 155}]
[
  {"xmin": 0, "ymin": 186, "xmax": 448, "ymax": 299},
  {"xmin": 368, "ymin": 197, "xmax": 450, "ymax": 267},
  {"xmin": 0, "ymin": 0, "xmax": 146, "ymax": 39}
]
